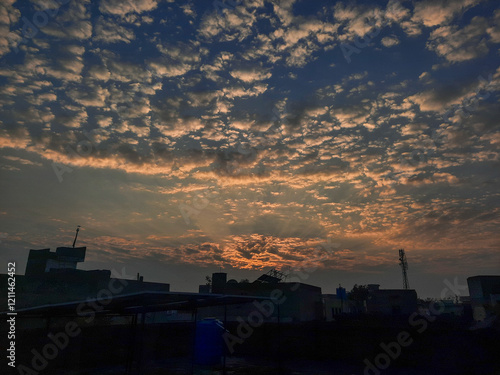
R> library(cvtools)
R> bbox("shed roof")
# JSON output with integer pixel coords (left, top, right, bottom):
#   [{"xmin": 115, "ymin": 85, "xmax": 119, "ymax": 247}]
[{"xmin": 2, "ymin": 291, "xmax": 276, "ymax": 317}]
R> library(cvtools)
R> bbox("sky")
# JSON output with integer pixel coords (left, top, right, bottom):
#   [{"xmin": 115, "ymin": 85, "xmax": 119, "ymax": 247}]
[{"xmin": 0, "ymin": 0, "xmax": 499, "ymax": 298}]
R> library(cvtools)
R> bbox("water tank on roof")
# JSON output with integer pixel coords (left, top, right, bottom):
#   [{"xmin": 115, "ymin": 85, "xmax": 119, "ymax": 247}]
[{"xmin": 211, "ymin": 272, "xmax": 227, "ymax": 293}]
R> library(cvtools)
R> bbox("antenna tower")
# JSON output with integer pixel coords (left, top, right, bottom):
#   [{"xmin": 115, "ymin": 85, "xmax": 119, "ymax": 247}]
[
  {"xmin": 398, "ymin": 249, "xmax": 409, "ymax": 289},
  {"xmin": 72, "ymin": 225, "xmax": 81, "ymax": 248}
]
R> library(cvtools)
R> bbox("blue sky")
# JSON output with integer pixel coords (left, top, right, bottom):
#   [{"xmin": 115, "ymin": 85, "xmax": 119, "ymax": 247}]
[{"xmin": 0, "ymin": 0, "xmax": 499, "ymax": 297}]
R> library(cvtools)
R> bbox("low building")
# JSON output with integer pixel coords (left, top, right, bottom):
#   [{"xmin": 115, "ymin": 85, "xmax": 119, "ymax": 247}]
[
  {"xmin": 226, "ymin": 281, "xmax": 323, "ymax": 322},
  {"xmin": 323, "ymin": 294, "xmax": 351, "ymax": 321},
  {"xmin": 198, "ymin": 271, "xmax": 323, "ymax": 322},
  {"xmin": 439, "ymin": 299, "xmax": 465, "ymax": 316},
  {"xmin": 366, "ymin": 289, "xmax": 418, "ymax": 315}
]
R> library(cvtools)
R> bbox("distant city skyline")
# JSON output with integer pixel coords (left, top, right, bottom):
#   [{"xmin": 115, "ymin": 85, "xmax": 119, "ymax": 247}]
[{"xmin": 1, "ymin": 0, "xmax": 499, "ymax": 299}]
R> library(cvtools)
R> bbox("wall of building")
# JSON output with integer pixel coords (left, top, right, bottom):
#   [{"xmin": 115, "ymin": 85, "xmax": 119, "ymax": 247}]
[
  {"xmin": 25, "ymin": 247, "xmax": 86, "ymax": 276},
  {"xmin": 0, "ymin": 271, "xmax": 170, "ymax": 309},
  {"xmin": 467, "ymin": 276, "xmax": 500, "ymax": 321},
  {"xmin": 195, "ymin": 282, "xmax": 323, "ymax": 322},
  {"xmin": 366, "ymin": 289, "xmax": 418, "ymax": 315},
  {"xmin": 323, "ymin": 294, "xmax": 351, "ymax": 321}
]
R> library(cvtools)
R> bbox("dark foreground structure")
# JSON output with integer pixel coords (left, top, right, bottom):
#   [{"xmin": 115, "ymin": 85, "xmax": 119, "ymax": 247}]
[
  {"xmin": 1, "ymin": 299, "xmax": 499, "ymax": 375},
  {"xmin": 1, "ymin": 249, "xmax": 499, "ymax": 375}
]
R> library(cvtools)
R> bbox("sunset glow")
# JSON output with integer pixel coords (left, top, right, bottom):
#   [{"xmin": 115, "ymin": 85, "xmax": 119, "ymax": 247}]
[{"xmin": 1, "ymin": 0, "xmax": 499, "ymax": 297}]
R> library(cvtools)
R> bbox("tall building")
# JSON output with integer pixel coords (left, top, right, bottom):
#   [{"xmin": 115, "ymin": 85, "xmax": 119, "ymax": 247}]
[
  {"xmin": 211, "ymin": 272, "xmax": 228, "ymax": 294},
  {"xmin": 11, "ymin": 245, "xmax": 170, "ymax": 309},
  {"xmin": 467, "ymin": 275, "xmax": 500, "ymax": 321},
  {"xmin": 25, "ymin": 247, "xmax": 86, "ymax": 276}
]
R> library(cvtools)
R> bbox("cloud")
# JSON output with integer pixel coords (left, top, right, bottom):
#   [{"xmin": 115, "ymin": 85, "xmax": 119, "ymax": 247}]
[
  {"xmin": 272, "ymin": 0, "xmax": 296, "ymax": 27},
  {"xmin": 57, "ymin": 110, "xmax": 88, "ymax": 129},
  {"xmin": 381, "ymin": 35, "xmax": 400, "ymax": 47},
  {"xmin": 486, "ymin": 9, "xmax": 500, "ymax": 43},
  {"xmin": 230, "ymin": 67, "xmax": 271, "ymax": 82},
  {"xmin": 198, "ymin": 0, "xmax": 261, "ymax": 42},
  {"xmin": 41, "ymin": 45, "xmax": 86, "ymax": 82},
  {"xmin": 222, "ymin": 83, "xmax": 268, "ymax": 99},
  {"xmin": 42, "ymin": 0, "xmax": 92, "ymax": 40},
  {"xmin": 332, "ymin": 105, "xmax": 371, "ymax": 128},
  {"xmin": 384, "ymin": 0, "xmax": 411, "ymax": 23},
  {"xmin": 93, "ymin": 17, "xmax": 135, "ymax": 44},
  {"xmin": 102, "ymin": 53, "xmax": 152, "ymax": 83},
  {"xmin": 148, "ymin": 59, "xmax": 193, "ymax": 78},
  {"xmin": 403, "ymin": 171, "xmax": 460, "ymax": 186},
  {"xmin": 148, "ymin": 41, "xmax": 204, "ymax": 78},
  {"xmin": 154, "ymin": 115, "xmax": 206, "ymax": 138},
  {"xmin": 285, "ymin": 43, "xmax": 312, "ymax": 67},
  {"xmin": 180, "ymin": 3, "xmax": 196, "ymax": 19},
  {"xmin": 0, "ymin": 0, "xmax": 499, "ymax": 289},
  {"xmin": 0, "ymin": 127, "xmax": 31, "ymax": 149},
  {"xmin": 99, "ymin": 0, "xmax": 159, "ymax": 16},
  {"xmin": 418, "ymin": 71, "xmax": 432, "ymax": 82},
  {"xmin": 408, "ymin": 78, "xmax": 481, "ymax": 112},
  {"xmin": 412, "ymin": 0, "xmax": 480, "ymax": 27},
  {"xmin": 67, "ymin": 84, "xmax": 109, "ymax": 107},
  {"xmin": 1, "ymin": 155, "xmax": 42, "ymax": 167},
  {"xmin": 0, "ymin": 0, "xmax": 21, "ymax": 57},
  {"xmin": 334, "ymin": 2, "xmax": 383, "ymax": 41},
  {"xmin": 426, "ymin": 16, "xmax": 489, "ymax": 63},
  {"xmin": 88, "ymin": 64, "xmax": 111, "ymax": 81}
]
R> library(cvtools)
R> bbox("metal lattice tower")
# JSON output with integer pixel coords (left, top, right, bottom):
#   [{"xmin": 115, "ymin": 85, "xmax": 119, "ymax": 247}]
[{"xmin": 398, "ymin": 249, "xmax": 409, "ymax": 289}]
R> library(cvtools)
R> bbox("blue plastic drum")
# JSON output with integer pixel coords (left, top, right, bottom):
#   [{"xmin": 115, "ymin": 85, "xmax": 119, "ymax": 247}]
[{"xmin": 194, "ymin": 318, "xmax": 225, "ymax": 366}]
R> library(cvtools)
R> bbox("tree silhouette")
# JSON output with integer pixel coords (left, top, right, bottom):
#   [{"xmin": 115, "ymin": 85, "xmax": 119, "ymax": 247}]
[{"xmin": 349, "ymin": 284, "xmax": 369, "ymax": 303}]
